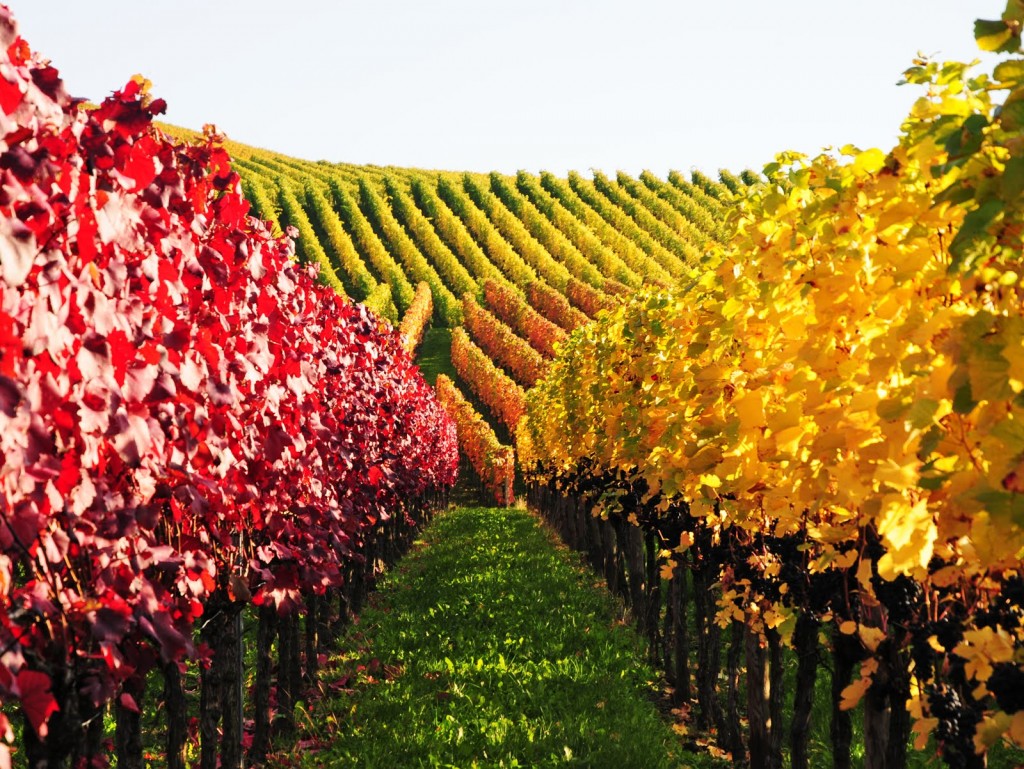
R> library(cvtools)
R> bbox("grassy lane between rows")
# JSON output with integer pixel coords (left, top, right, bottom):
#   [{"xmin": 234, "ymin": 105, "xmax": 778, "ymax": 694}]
[{"xmin": 275, "ymin": 506, "xmax": 721, "ymax": 768}]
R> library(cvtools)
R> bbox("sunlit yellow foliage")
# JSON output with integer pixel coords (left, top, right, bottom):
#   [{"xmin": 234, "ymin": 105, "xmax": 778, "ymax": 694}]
[{"xmin": 519, "ymin": 15, "xmax": 1024, "ymax": 755}]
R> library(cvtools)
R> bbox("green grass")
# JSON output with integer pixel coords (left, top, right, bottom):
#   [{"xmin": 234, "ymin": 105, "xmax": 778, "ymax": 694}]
[
  {"xmin": 415, "ymin": 327, "xmax": 456, "ymax": 386},
  {"xmin": 280, "ymin": 507, "xmax": 717, "ymax": 768}
]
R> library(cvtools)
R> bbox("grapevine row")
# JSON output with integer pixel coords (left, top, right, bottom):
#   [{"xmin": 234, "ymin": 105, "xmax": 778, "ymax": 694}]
[
  {"xmin": 435, "ymin": 375, "xmax": 515, "ymax": 505},
  {"xmin": 481, "ymin": 279, "xmax": 566, "ymax": 359},
  {"xmin": 304, "ymin": 181, "xmax": 378, "ymax": 301},
  {"xmin": 588, "ymin": 171, "xmax": 701, "ymax": 271},
  {"xmin": 614, "ymin": 170, "xmax": 712, "ymax": 248},
  {"xmin": 513, "ymin": 170, "xmax": 649, "ymax": 288},
  {"xmin": 399, "ymin": 281, "xmax": 434, "ymax": 354},
  {"xmin": 565, "ymin": 276, "xmax": 618, "ymax": 318},
  {"xmin": 0, "ymin": 20, "xmax": 459, "ymax": 768},
  {"xmin": 328, "ymin": 176, "xmax": 417, "ymax": 315},
  {"xmin": 275, "ymin": 176, "xmax": 347, "ymax": 293},
  {"xmin": 559, "ymin": 172, "xmax": 687, "ymax": 281},
  {"xmin": 690, "ymin": 168, "xmax": 731, "ymax": 200},
  {"xmin": 637, "ymin": 169, "xmax": 721, "ymax": 239},
  {"xmin": 461, "ymin": 174, "xmax": 575, "ymax": 290},
  {"xmin": 667, "ymin": 169, "xmax": 724, "ymax": 216},
  {"xmin": 462, "ymin": 294, "xmax": 548, "ymax": 387},
  {"xmin": 382, "ymin": 176, "xmax": 478, "ymax": 299},
  {"xmin": 450, "ymin": 326, "xmax": 526, "ymax": 434},
  {"xmin": 407, "ymin": 175, "xmax": 509, "ymax": 288},
  {"xmin": 358, "ymin": 178, "xmax": 462, "ymax": 325},
  {"xmin": 532, "ymin": 171, "xmax": 674, "ymax": 285},
  {"xmin": 526, "ymin": 280, "xmax": 589, "ymax": 331},
  {"xmin": 487, "ymin": 172, "xmax": 607, "ymax": 289},
  {"xmin": 518, "ymin": 23, "xmax": 1024, "ymax": 768},
  {"xmin": 238, "ymin": 170, "xmax": 283, "ymax": 236},
  {"xmin": 435, "ymin": 175, "xmax": 539, "ymax": 286}
]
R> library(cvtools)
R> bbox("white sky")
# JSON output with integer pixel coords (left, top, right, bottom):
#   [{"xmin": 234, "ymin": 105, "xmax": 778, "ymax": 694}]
[{"xmin": 13, "ymin": 1, "xmax": 1006, "ymax": 177}]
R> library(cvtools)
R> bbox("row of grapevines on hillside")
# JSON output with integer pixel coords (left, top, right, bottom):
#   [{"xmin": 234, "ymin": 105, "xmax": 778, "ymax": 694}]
[
  {"xmin": 589, "ymin": 171, "xmax": 702, "ymax": 270},
  {"xmin": 275, "ymin": 177, "xmax": 347, "ymax": 293},
  {"xmin": 462, "ymin": 294, "xmax": 548, "ymax": 387},
  {"xmin": 450, "ymin": 327, "xmax": 526, "ymax": 433},
  {"xmin": 241, "ymin": 153, "xmax": 309, "ymax": 187},
  {"xmin": 566, "ymin": 277, "xmax": 619, "ymax": 318},
  {"xmin": 362, "ymin": 281, "xmax": 398, "ymax": 322},
  {"xmin": 328, "ymin": 176, "xmax": 416, "ymax": 315},
  {"xmin": 237, "ymin": 162, "xmax": 401, "ymax": 320},
  {"xmin": 382, "ymin": 176, "xmax": 478, "ymax": 299},
  {"xmin": 614, "ymin": 170, "xmax": 713, "ymax": 247},
  {"xmin": 304, "ymin": 182, "xmax": 379, "ymax": 301},
  {"xmin": 358, "ymin": 178, "xmax": 462, "ymax": 325},
  {"xmin": 526, "ymin": 280, "xmax": 589, "ymax": 331},
  {"xmin": 399, "ymin": 281, "xmax": 434, "ymax": 354},
  {"xmin": 238, "ymin": 170, "xmax": 283, "ymax": 236},
  {"xmin": 236, "ymin": 160, "xmax": 397, "ymax": 319},
  {"xmin": 556, "ymin": 172, "xmax": 686, "ymax": 281},
  {"xmin": 435, "ymin": 175, "xmax": 539, "ymax": 286},
  {"xmin": 532, "ymin": 171, "xmax": 674, "ymax": 286},
  {"xmin": 407, "ymin": 175, "xmax": 509, "ymax": 288},
  {"xmin": 261, "ymin": 153, "xmax": 337, "ymax": 186},
  {"xmin": 512, "ymin": 171, "xmax": 649, "ymax": 288},
  {"xmin": 487, "ymin": 172, "xmax": 607, "ymax": 289},
  {"xmin": 717, "ymin": 168, "xmax": 748, "ymax": 195},
  {"xmin": 435, "ymin": 375, "xmax": 515, "ymax": 505},
  {"xmin": 603, "ymin": 277, "xmax": 633, "ymax": 297},
  {"xmin": 668, "ymin": 169, "xmax": 725, "ymax": 215},
  {"xmin": 482, "ymin": 279, "xmax": 567, "ymax": 359},
  {"xmin": 638, "ymin": 169, "xmax": 721, "ymax": 238},
  {"xmin": 460, "ymin": 173, "xmax": 575, "ymax": 290},
  {"xmin": 241, "ymin": 154, "xmax": 413, "ymax": 315},
  {"xmin": 690, "ymin": 168, "xmax": 732, "ymax": 200}
]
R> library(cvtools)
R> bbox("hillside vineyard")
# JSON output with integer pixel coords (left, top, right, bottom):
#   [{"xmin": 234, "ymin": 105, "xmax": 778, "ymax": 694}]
[
  {"xmin": 3, "ymin": 1, "xmax": 1024, "ymax": 767},
  {"xmin": 187, "ymin": 100, "xmax": 1024, "ymax": 767},
  {"xmin": 209, "ymin": 136, "xmax": 731, "ymax": 502}
]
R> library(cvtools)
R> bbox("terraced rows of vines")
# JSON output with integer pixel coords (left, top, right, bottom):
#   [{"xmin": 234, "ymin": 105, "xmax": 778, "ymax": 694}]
[
  {"xmin": 11, "ymin": 1, "xmax": 1024, "ymax": 765},
  {"xmin": 209, "ymin": 131, "xmax": 753, "ymax": 500}
]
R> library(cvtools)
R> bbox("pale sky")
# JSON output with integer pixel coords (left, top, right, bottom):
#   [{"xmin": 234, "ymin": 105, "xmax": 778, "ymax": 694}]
[{"xmin": 13, "ymin": 1, "xmax": 1005, "ymax": 177}]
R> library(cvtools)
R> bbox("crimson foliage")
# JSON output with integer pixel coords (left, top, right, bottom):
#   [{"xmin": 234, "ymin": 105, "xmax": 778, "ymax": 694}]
[{"xmin": 0, "ymin": 6, "xmax": 456, "ymax": 758}]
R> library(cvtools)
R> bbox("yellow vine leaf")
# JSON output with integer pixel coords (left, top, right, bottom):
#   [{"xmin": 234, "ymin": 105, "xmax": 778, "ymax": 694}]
[
  {"xmin": 876, "ymin": 497, "xmax": 936, "ymax": 579},
  {"xmin": 974, "ymin": 712, "xmax": 1013, "ymax": 754},
  {"xmin": 839, "ymin": 678, "xmax": 871, "ymax": 711},
  {"xmin": 954, "ymin": 627, "xmax": 1016, "ymax": 682},
  {"xmin": 1010, "ymin": 711, "xmax": 1024, "ymax": 747},
  {"xmin": 858, "ymin": 626, "xmax": 886, "ymax": 653},
  {"xmin": 912, "ymin": 717, "xmax": 940, "ymax": 751}
]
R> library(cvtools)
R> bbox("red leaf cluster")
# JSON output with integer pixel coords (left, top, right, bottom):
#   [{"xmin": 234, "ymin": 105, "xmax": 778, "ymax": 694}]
[{"xmin": 0, "ymin": 6, "xmax": 457, "ymax": 751}]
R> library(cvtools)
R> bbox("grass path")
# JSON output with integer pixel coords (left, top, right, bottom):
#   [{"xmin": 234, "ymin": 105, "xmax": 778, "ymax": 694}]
[{"xmin": 283, "ymin": 506, "xmax": 713, "ymax": 768}]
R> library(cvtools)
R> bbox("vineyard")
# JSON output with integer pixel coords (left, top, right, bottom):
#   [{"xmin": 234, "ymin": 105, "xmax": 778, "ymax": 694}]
[
  {"xmin": 2, "ymin": 1, "xmax": 1024, "ymax": 768},
  {"xmin": 184, "ymin": 129, "xmax": 731, "ymax": 505},
  {"xmin": 199, "ymin": 139, "xmax": 731, "ymax": 497}
]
